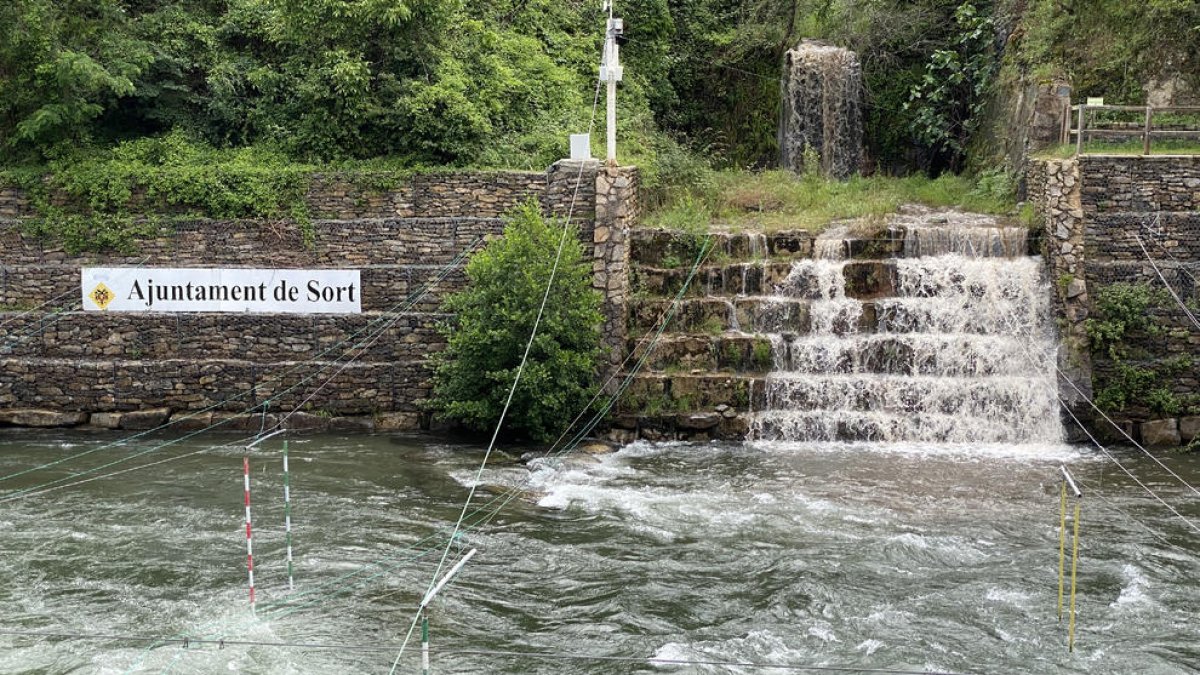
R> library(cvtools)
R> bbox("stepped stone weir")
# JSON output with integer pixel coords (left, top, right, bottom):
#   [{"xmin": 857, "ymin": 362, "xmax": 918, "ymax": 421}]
[
  {"xmin": 779, "ymin": 40, "xmax": 863, "ymax": 179},
  {"xmin": 620, "ymin": 208, "xmax": 1061, "ymax": 444},
  {"xmin": 751, "ymin": 215, "xmax": 1060, "ymax": 444}
]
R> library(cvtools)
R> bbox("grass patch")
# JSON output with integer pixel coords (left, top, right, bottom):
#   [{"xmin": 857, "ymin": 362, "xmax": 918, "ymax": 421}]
[
  {"xmin": 1035, "ymin": 139, "xmax": 1200, "ymax": 159},
  {"xmin": 644, "ymin": 169, "xmax": 1016, "ymax": 233}
]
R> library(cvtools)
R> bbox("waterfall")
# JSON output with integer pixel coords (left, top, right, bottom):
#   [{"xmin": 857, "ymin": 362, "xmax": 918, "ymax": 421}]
[
  {"xmin": 779, "ymin": 40, "xmax": 863, "ymax": 180},
  {"xmin": 751, "ymin": 229, "xmax": 1061, "ymax": 444}
]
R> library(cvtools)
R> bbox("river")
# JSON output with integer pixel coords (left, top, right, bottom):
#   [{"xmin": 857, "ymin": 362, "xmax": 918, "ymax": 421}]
[{"xmin": 1, "ymin": 430, "xmax": 1197, "ymax": 674}]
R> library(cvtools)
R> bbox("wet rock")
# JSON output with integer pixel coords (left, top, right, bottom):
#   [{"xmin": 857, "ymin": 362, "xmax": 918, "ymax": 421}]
[
  {"xmin": 90, "ymin": 412, "xmax": 123, "ymax": 429},
  {"xmin": 120, "ymin": 407, "xmax": 172, "ymax": 430},
  {"xmin": 601, "ymin": 428, "xmax": 637, "ymax": 445},
  {"xmin": 676, "ymin": 412, "xmax": 720, "ymax": 430},
  {"xmin": 1179, "ymin": 416, "xmax": 1200, "ymax": 443},
  {"xmin": 283, "ymin": 412, "xmax": 328, "ymax": 432},
  {"xmin": 329, "ymin": 416, "xmax": 376, "ymax": 433},
  {"xmin": 168, "ymin": 411, "xmax": 213, "ymax": 432},
  {"xmin": 0, "ymin": 409, "xmax": 89, "ymax": 427},
  {"xmin": 377, "ymin": 412, "xmax": 423, "ymax": 431},
  {"xmin": 578, "ymin": 440, "xmax": 616, "ymax": 455},
  {"xmin": 1140, "ymin": 418, "xmax": 1180, "ymax": 447}
]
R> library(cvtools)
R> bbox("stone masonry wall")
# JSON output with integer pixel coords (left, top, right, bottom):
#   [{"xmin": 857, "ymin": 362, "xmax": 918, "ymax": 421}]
[
  {"xmin": 1028, "ymin": 155, "xmax": 1200, "ymax": 447},
  {"xmin": 0, "ymin": 162, "xmax": 635, "ymax": 432}
]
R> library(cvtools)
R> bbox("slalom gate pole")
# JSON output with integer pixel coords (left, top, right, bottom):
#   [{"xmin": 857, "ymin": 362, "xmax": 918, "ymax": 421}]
[
  {"xmin": 1058, "ymin": 479, "xmax": 1066, "ymax": 621},
  {"xmin": 421, "ymin": 612, "xmax": 430, "ymax": 675},
  {"xmin": 283, "ymin": 440, "xmax": 294, "ymax": 592},
  {"xmin": 244, "ymin": 456, "xmax": 255, "ymax": 609},
  {"xmin": 1069, "ymin": 499, "xmax": 1081, "ymax": 652}
]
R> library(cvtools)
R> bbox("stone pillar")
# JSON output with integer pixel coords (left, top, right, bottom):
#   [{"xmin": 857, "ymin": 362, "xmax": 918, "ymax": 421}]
[
  {"xmin": 1037, "ymin": 158, "xmax": 1093, "ymax": 438},
  {"xmin": 593, "ymin": 166, "xmax": 638, "ymax": 392},
  {"xmin": 543, "ymin": 159, "xmax": 599, "ymax": 230},
  {"xmin": 544, "ymin": 159, "xmax": 637, "ymax": 392}
]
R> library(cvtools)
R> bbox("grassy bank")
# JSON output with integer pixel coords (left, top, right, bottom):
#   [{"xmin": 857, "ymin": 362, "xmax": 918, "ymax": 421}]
[
  {"xmin": 1035, "ymin": 140, "xmax": 1200, "ymax": 159},
  {"xmin": 645, "ymin": 169, "xmax": 1019, "ymax": 233}
]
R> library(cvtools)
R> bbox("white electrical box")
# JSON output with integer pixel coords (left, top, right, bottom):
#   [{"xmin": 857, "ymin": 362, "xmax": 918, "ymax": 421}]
[{"xmin": 569, "ymin": 133, "xmax": 592, "ymax": 160}]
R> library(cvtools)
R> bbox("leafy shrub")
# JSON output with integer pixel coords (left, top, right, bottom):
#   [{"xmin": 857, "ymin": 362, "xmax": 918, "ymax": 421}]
[
  {"xmin": 1085, "ymin": 283, "xmax": 1167, "ymax": 360},
  {"xmin": 430, "ymin": 202, "xmax": 602, "ymax": 442}
]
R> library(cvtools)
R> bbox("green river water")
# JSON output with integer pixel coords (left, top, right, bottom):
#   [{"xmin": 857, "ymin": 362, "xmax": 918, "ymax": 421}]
[{"xmin": 0, "ymin": 430, "xmax": 1198, "ymax": 674}]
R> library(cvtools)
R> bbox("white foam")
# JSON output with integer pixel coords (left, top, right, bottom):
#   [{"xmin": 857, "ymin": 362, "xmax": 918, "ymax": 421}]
[{"xmin": 1111, "ymin": 563, "xmax": 1152, "ymax": 608}]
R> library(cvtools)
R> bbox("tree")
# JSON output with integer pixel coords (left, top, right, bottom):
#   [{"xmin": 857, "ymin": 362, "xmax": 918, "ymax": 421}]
[
  {"xmin": 431, "ymin": 202, "xmax": 603, "ymax": 443},
  {"xmin": 905, "ymin": 2, "xmax": 996, "ymax": 173}
]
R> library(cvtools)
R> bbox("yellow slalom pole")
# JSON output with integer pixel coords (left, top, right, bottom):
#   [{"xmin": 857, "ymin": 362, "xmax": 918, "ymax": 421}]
[
  {"xmin": 1058, "ymin": 480, "xmax": 1067, "ymax": 622},
  {"xmin": 1068, "ymin": 500, "xmax": 1081, "ymax": 652}
]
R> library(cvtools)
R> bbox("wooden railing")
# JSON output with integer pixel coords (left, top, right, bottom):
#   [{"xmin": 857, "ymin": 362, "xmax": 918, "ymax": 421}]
[{"xmin": 1062, "ymin": 104, "xmax": 1200, "ymax": 155}]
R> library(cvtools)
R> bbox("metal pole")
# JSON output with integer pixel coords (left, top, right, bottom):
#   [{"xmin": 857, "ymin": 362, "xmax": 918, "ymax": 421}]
[
  {"xmin": 606, "ymin": 72, "xmax": 617, "ymax": 163},
  {"xmin": 420, "ymin": 548, "xmax": 478, "ymax": 609},
  {"xmin": 604, "ymin": 5, "xmax": 620, "ymax": 165}
]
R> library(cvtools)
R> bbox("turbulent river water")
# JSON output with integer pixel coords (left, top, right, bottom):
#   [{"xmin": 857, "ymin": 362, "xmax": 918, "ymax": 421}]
[{"xmin": 1, "ymin": 430, "xmax": 1198, "ymax": 674}]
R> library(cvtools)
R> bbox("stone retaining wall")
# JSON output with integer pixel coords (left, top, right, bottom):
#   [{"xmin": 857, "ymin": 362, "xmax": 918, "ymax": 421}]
[
  {"xmin": 0, "ymin": 161, "xmax": 638, "ymax": 432},
  {"xmin": 1029, "ymin": 154, "xmax": 1200, "ymax": 446}
]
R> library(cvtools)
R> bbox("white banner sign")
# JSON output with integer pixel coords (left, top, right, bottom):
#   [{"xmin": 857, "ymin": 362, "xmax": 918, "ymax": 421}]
[{"xmin": 81, "ymin": 268, "xmax": 362, "ymax": 313}]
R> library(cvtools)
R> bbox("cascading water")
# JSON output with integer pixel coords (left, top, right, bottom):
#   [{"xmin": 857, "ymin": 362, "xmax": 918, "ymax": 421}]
[
  {"xmin": 752, "ymin": 224, "xmax": 1062, "ymax": 444},
  {"xmin": 779, "ymin": 40, "xmax": 863, "ymax": 180}
]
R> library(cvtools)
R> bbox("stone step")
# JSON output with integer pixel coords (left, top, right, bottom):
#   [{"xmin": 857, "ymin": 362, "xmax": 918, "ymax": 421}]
[
  {"xmin": 628, "ymin": 334, "xmax": 774, "ymax": 374},
  {"xmin": 629, "ymin": 297, "xmax": 879, "ymax": 335},
  {"xmin": 629, "ymin": 229, "xmax": 813, "ymax": 266},
  {"xmin": 631, "ymin": 260, "xmax": 898, "ymax": 299},
  {"xmin": 616, "ymin": 373, "xmax": 767, "ymax": 416}
]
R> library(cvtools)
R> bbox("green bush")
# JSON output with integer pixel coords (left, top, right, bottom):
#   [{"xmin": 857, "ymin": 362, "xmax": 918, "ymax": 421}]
[
  {"xmin": 430, "ymin": 201, "xmax": 603, "ymax": 442},
  {"xmin": 1085, "ymin": 283, "xmax": 1168, "ymax": 360}
]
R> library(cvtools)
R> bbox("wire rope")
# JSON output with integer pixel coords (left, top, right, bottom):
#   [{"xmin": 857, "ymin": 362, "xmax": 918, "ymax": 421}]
[
  {"xmin": 1133, "ymin": 231, "xmax": 1200, "ymax": 331},
  {"xmin": 152, "ymin": 235, "xmax": 715, "ymax": 674},
  {"xmin": 386, "ymin": 70, "xmax": 609, "ymax": 673},
  {"xmin": 0, "ymin": 239, "xmax": 481, "ymax": 499}
]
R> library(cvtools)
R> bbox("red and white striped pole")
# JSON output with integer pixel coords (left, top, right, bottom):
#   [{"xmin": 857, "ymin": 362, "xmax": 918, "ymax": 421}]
[{"xmin": 244, "ymin": 456, "xmax": 255, "ymax": 609}]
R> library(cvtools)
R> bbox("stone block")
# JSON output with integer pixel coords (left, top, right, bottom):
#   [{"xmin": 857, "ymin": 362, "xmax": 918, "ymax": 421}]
[
  {"xmin": 1140, "ymin": 418, "xmax": 1180, "ymax": 447},
  {"xmin": 377, "ymin": 412, "xmax": 423, "ymax": 431},
  {"xmin": 168, "ymin": 411, "xmax": 214, "ymax": 432},
  {"xmin": 0, "ymin": 409, "xmax": 89, "ymax": 427},
  {"xmin": 1180, "ymin": 416, "xmax": 1200, "ymax": 443},
  {"xmin": 90, "ymin": 412, "xmax": 124, "ymax": 429},
  {"xmin": 676, "ymin": 412, "xmax": 721, "ymax": 430},
  {"xmin": 120, "ymin": 407, "xmax": 173, "ymax": 430},
  {"xmin": 329, "ymin": 416, "xmax": 376, "ymax": 433}
]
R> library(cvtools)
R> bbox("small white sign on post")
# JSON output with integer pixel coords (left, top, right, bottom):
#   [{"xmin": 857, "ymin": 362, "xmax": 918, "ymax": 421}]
[
  {"xmin": 1086, "ymin": 97, "xmax": 1104, "ymax": 107},
  {"xmin": 81, "ymin": 268, "xmax": 362, "ymax": 313},
  {"xmin": 569, "ymin": 133, "xmax": 592, "ymax": 160}
]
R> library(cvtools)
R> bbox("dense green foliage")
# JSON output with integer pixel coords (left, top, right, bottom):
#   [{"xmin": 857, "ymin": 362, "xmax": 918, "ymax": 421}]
[
  {"xmin": 3, "ymin": 1, "xmax": 1196, "ymax": 194},
  {"xmin": 906, "ymin": 3, "xmax": 995, "ymax": 172},
  {"xmin": 1085, "ymin": 283, "xmax": 1194, "ymax": 416},
  {"xmin": 430, "ymin": 203, "xmax": 602, "ymax": 442},
  {"xmin": 1013, "ymin": 0, "xmax": 1200, "ymax": 103}
]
